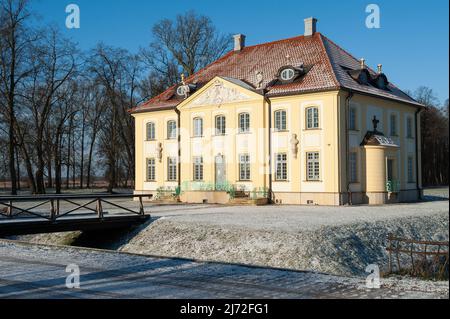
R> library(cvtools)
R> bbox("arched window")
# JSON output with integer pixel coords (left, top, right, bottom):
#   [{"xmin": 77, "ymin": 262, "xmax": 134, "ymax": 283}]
[
  {"xmin": 215, "ymin": 115, "xmax": 226, "ymax": 136},
  {"xmin": 146, "ymin": 122, "xmax": 155, "ymax": 140},
  {"xmin": 167, "ymin": 120, "xmax": 177, "ymax": 139},
  {"xmin": 306, "ymin": 107, "xmax": 319, "ymax": 129},
  {"xmin": 193, "ymin": 117, "xmax": 203, "ymax": 137},
  {"xmin": 274, "ymin": 110, "xmax": 287, "ymax": 131},
  {"xmin": 238, "ymin": 113, "xmax": 250, "ymax": 133}
]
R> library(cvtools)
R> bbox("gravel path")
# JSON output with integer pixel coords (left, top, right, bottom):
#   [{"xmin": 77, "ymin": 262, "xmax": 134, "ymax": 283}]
[{"xmin": 0, "ymin": 240, "xmax": 447, "ymax": 299}]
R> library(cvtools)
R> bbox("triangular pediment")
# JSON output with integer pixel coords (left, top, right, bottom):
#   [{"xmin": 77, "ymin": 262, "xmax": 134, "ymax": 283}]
[{"xmin": 177, "ymin": 77, "xmax": 261, "ymax": 110}]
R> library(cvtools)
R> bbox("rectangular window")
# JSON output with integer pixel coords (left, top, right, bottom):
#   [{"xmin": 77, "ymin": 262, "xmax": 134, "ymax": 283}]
[
  {"xmin": 406, "ymin": 117, "xmax": 413, "ymax": 138},
  {"xmin": 407, "ymin": 156, "xmax": 414, "ymax": 183},
  {"xmin": 349, "ymin": 107, "xmax": 357, "ymax": 131},
  {"xmin": 239, "ymin": 113, "xmax": 250, "ymax": 133},
  {"xmin": 215, "ymin": 116, "xmax": 226, "ymax": 135},
  {"xmin": 349, "ymin": 152, "xmax": 358, "ymax": 183},
  {"xmin": 390, "ymin": 114, "xmax": 397, "ymax": 136},
  {"xmin": 307, "ymin": 152, "xmax": 320, "ymax": 181},
  {"xmin": 146, "ymin": 122, "xmax": 155, "ymax": 140},
  {"xmin": 193, "ymin": 157, "xmax": 203, "ymax": 181},
  {"xmin": 306, "ymin": 107, "xmax": 319, "ymax": 129},
  {"xmin": 275, "ymin": 153, "xmax": 288, "ymax": 181},
  {"xmin": 193, "ymin": 118, "xmax": 203, "ymax": 137},
  {"xmin": 167, "ymin": 157, "xmax": 177, "ymax": 181},
  {"xmin": 146, "ymin": 158, "xmax": 156, "ymax": 181},
  {"xmin": 239, "ymin": 154, "xmax": 251, "ymax": 181},
  {"xmin": 274, "ymin": 110, "xmax": 287, "ymax": 131},
  {"xmin": 167, "ymin": 121, "xmax": 177, "ymax": 139}
]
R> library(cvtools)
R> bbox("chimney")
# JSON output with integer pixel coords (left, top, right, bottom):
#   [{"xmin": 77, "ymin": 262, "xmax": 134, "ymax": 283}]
[
  {"xmin": 304, "ymin": 17, "xmax": 318, "ymax": 36},
  {"xmin": 377, "ymin": 64, "xmax": 383, "ymax": 74},
  {"xmin": 233, "ymin": 34, "xmax": 246, "ymax": 52},
  {"xmin": 360, "ymin": 58, "xmax": 366, "ymax": 70}
]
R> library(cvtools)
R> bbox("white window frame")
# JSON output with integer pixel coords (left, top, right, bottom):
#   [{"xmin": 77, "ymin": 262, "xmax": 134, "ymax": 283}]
[
  {"xmin": 306, "ymin": 107, "xmax": 320, "ymax": 129},
  {"xmin": 280, "ymin": 68, "xmax": 295, "ymax": 81},
  {"xmin": 193, "ymin": 117, "xmax": 203, "ymax": 137},
  {"xmin": 215, "ymin": 115, "xmax": 226, "ymax": 136},
  {"xmin": 167, "ymin": 157, "xmax": 177, "ymax": 181},
  {"xmin": 146, "ymin": 158, "xmax": 156, "ymax": 181},
  {"xmin": 239, "ymin": 154, "xmax": 251, "ymax": 181},
  {"xmin": 407, "ymin": 156, "xmax": 414, "ymax": 183},
  {"xmin": 238, "ymin": 113, "xmax": 250, "ymax": 133},
  {"xmin": 349, "ymin": 152, "xmax": 358, "ymax": 183},
  {"xmin": 167, "ymin": 120, "xmax": 177, "ymax": 140},
  {"xmin": 406, "ymin": 117, "xmax": 413, "ymax": 139},
  {"xmin": 146, "ymin": 122, "xmax": 156, "ymax": 140},
  {"xmin": 274, "ymin": 110, "xmax": 287, "ymax": 131},
  {"xmin": 307, "ymin": 152, "xmax": 320, "ymax": 181},
  {"xmin": 390, "ymin": 114, "xmax": 398, "ymax": 136},
  {"xmin": 275, "ymin": 153, "xmax": 288, "ymax": 181},
  {"xmin": 193, "ymin": 156, "xmax": 203, "ymax": 181},
  {"xmin": 349, "ymin": 107, "xmax": 357, "ymax": 131}
]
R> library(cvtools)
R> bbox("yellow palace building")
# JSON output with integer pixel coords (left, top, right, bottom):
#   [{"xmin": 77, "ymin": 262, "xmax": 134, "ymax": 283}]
[{"xmin": 130, "ymin": 18, "xmax": 424, "ymax": 206}]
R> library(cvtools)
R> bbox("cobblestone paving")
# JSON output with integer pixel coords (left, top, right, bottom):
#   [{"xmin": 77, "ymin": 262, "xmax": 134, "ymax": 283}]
[{"xmin": 0, "ymin": 241, "xmax": 446, "ymax": 299}]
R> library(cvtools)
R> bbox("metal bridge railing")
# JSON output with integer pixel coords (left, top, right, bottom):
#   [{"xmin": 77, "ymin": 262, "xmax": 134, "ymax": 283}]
[{"xmin": 0, "ymin": 194, "xmax": 152, "ymax": 222}]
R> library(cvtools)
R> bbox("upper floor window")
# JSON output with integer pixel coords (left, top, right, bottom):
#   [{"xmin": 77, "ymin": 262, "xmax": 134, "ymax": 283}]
[
  {"xmin": 146, "ymin": 122, "xmax": 156, "ymax": 140},
  {"xmin": 274, "ymin": 110, "xmax": 287, "ymax": 131},
  {"xmin": 215, "ymin": 115, "xmax": 226, "ymax": 136},
  {"xmin": 167, "ymin": 120, "xmax": 177, "ymax": 139},
  {"xmin": 239, "ymin": 113, "xmax": 250, "ymax": 133},
  {"xmin": 306, "ymin": 107, "xmax": 319, "ymax": 129},
  {"xmin": 390, "ymin": 114, "xmax": 398, "ymax": 136},
  {"xmin": 406, "ymin": 117, "xmax": 413, "ymax": 138},
  {"xmin": 349, "ymin": 107, "xmax": 357, "ymax": 131},
  {"xmin": 307, "ymin": 152, "xmax": 320, "ymax": 181},
  {"xmin": 193, "ymin": 117, "xmax": 203, "ymax": 137}
]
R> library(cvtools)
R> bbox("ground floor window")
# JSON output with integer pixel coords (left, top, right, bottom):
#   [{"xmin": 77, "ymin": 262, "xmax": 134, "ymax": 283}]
[
  {"xmin": 275, "ymin": 153, "xmax": 288, "ymax": 181},
  {"xmin": 239, "ymin": 154, "xmax": 251, "ymax": 181},
  {"xmin": 407, "ymin": 156, "xmax": 414, "ymax": 183},
  {"xmin": 349, "ymin": 152, "xmax": 358, "ymax": 183},
  {"xmin": 146, "ymin": 158, "xmax": 156, "ymax": 181},
  {"xmin": 307, "ymin": 152, "xmax": 320, "ymax": 181},
  {"xmin": 193, "ymin": 156, "xmax": 204, "ymax": 181},
  {"xmin": 167, "ymin": 157, "xmax": 177, "ymax": 181}
]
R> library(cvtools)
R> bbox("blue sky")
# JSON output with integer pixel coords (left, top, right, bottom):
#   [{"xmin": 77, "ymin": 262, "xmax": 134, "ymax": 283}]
[{"xmin": 30, "ymin": 0, "xmax": 449, "ymax": 104}]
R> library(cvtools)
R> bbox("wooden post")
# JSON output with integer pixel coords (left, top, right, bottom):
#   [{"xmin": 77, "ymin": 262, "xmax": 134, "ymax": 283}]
[
  {"xmin": 139, "ymin": 196, "xmax": 144, "ymax": 216},
  {"xmin": 96, "ymin": 199, "xmax": 103, "ymax": 219},
  {"xmin": 7, "ymin": 200, "xmax": 12, "ymax": 218}
]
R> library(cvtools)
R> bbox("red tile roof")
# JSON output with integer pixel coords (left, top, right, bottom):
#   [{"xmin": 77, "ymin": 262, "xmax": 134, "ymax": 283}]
[{"xmin": 131, "ymin": 32, "xmax": 420, "ymax": 113}]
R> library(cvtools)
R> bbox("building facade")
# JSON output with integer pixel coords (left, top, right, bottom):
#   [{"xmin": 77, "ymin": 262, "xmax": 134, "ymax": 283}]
[{"xmin": 131, "ymin": 18, "xmax": 423, "ymax": 206}]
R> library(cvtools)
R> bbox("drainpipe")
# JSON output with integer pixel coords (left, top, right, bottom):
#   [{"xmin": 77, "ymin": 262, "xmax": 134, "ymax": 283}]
[
  {"xmin": 345, "ymin": 91, "xmax": 354, "ymax": 205},
  {"xmin": 415, "ymin": 108, "xmax": 423, "ymax": 200},
  {"xmin": 264, "ymin": 93, "xmax": 273, "ymax": 203},
  {"xmin": 175, "ymin": 108, "xmax": 182, "ymax": 189}
]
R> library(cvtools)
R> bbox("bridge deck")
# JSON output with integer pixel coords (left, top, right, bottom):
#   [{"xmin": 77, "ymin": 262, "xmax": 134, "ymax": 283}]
[{"xmin": 0, "ymin": 214, "xmax": 151, "ymax": 236}]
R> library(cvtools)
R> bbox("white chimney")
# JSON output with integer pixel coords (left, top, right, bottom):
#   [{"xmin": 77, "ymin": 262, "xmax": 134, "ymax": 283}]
[
  {"xmin": 304, "ymin": 17, "xmax": 318, "ymax": 36},
  {"xmin": 233, "ymin": 34, "xmax": 246, "ymax": 52}
]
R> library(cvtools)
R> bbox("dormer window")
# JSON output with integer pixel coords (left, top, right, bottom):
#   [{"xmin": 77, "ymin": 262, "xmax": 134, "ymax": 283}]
[{"xmin": 280, "ymin": 68, "xmax": 296, "ymax": 81}]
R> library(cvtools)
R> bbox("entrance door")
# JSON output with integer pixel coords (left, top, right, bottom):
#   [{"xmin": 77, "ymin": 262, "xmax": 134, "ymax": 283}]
[{"xmin": 215, "ymin": 155, "xmax": 226, "ymax": 189}]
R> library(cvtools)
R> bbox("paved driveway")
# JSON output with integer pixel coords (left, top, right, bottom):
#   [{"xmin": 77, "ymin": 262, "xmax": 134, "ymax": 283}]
[{"xmin": 0, "ymin": 241, "xmax": 445, "ymax": 299}]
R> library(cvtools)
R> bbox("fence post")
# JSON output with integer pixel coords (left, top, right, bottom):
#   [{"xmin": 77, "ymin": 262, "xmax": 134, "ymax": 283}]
[{"xmin": 96, "ymin": 199, "xmax": 104, "ymax": 219}]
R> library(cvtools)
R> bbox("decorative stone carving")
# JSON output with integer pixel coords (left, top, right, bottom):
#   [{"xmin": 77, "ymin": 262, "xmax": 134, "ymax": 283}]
[
  {"xmin": 290, "ymin": 134, "xmax": 300, "ymax": 159},
  {"xmin": 255, "ymin": 71, "xmax": 263, "ymax": 89},
  {"xmin": 192, "ymin": 80, "xmax": 250, "ymax": 106},
  {"xmin": 156, "ymin": 143, "xmax": 163, "ymax": 163}
]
